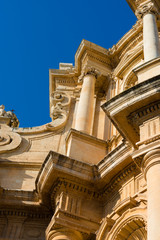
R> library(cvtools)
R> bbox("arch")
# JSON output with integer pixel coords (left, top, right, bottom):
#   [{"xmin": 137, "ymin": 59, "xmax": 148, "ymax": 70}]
[
  {"xmin": 97, "ymin": 210, "xmax": 147, "ymax": 240},
  {"xmin": 114, "ymin": 217, "xmax": 147, "ymax": 240},
  {"xmin": 103, "ymin": 208, "xmax": 147, "ymax": 240},
  {"xmin": 123, "ymin": 70, "xmax": 138, "ymax": 91}
]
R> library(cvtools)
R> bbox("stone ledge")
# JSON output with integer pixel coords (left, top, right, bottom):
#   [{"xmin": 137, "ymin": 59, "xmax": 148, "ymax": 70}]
[{"xmin": 102, "ymin": 75, "xmax": 160, "ymax": 147}]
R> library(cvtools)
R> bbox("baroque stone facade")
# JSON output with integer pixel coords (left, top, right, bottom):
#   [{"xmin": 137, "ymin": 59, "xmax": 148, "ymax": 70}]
[{"xmin": 1, "ymin": 0, "xmax": 160, "ymax": 239}]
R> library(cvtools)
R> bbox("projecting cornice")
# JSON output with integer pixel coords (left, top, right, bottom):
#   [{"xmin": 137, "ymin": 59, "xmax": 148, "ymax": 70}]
[
  {"xmin": 102, "ymin": 75, "xmax": 160, "ymax": 147},
  {"xmin": 36, "ymin": 141, "xmax": 137, "ymax": 204}
]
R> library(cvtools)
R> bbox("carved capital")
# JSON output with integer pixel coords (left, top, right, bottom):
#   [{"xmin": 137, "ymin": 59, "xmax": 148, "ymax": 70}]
[
  {"xmin": 78, "ymin": 66, "xmax": 100, "ymax": 82},
  {"xmin": 84, "ymin": 66, "xmax": 100, "ymax": 77},
  {"xmin": 135, "ymin": 1, "xmax": 159, "ymax": 19}
]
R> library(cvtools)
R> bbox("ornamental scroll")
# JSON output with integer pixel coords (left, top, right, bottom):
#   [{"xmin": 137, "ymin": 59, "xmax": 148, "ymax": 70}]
[{"xmin": 46, "ymin": 91, "xmax": 71, "ymax": 130}]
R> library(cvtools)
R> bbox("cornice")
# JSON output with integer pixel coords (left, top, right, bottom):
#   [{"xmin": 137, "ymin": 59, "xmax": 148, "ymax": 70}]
[
  {"xmin": 35, "ymin": 151, "xmax": 97, "ymax": 200},
  {"xmin": 36, "ymin": 144, "xmax": 139, "ymax": 206},
  {"xmin": 75, "ymin": 39, "xmax": 110, "ymax": 74},
  {"xmin": 127, "ymin": 100, "xmax": 160, "ymax": 136},
  {"xmin": 100, "ymin": 163, "xmax": 138, "ymax": 198},
  {"xmin": 0, "ymin": 188, "xmax": 51, "ymax": 219},
  {"xmin": 0, "ymin": 207, "xmax": 51, "ymax": 220},
  {"xmin": 50, "ymin": 178, "xmax": 100, "ymax": 207},
  {"xmin": 66, "ymin": 128, "xmax": 108, "ymax": 148},
  {"xmin": 109, "ymin": 20, "xmax": 143, "ymax": 61},
  {"xmin": 113, "ymin": 42, "xmax": 143, "ymax": 78},
  {"xmin": 97, "ymin": 142, "xmax": 133, "ymax": 185},
  {"xmin": 0, "ymin": 159, "xmax": 42, "ymax": 170},
  {"xmin": 102, "ymin": 75, "xmax": 160, "ymax": 147}
]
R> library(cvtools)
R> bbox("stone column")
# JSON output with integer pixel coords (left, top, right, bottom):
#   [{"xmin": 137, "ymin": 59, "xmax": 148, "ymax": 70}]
[
  {"xmin": 136, "ymin": 1, "xmax": 160, "ymax": 62},
  {"xmin": 75, "ymin": 68, "xmax": 97, "ymax": 134},
  {"xmin": 142, "ymin": 149, "xmax": 160, "ymax": 240},
  {"xmin": 47, "ymin": 228, "xmax": 83, "ymax": 240}
]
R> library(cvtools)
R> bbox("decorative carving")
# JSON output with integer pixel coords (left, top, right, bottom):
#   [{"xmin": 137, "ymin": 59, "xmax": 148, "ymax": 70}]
[
  {"xmin": 109, "ymin": 45, "xmax": 117, "ymax": 55},
  {"xmin": 135, "ymin": 1, "xmax": 159, "ymax": 19},
  {"xmin": 0, "ymin": 130, "xmax": 22, "ymax": 154},
  {"xmin": 127, "ymin": 100, "xmax": 160, "ymax": 136},
  {"xmin": 102, "ymin": 163, "xmax": 138, "ymax": 197},
  {"xmin": 124, "ymin": 71, "xmax": 138, "ymax": 90},
  {"xmin": 47, "ymin": 91, "xmax": 71, "ymax": 130},
  {"xmin": 114, "ymin": 217, "xmax": 147, "ymax": 240},
  {"xmin": 78, "ymin": 67, "xmax": 100, "ymax": 82},
  {"xmin": 50, "ymin": 178, "xmax": 100, "ymax": 207},
  {"xmin": 0, "ymin": 133, "xmax": 10, "ymax": 146},
  {"xmin": 85, "ymin": 66, "xmax": 100, "ymax": 77},
  {"xmin": 0, "ymin": 105, "xmax": 19, "ymax": 127},
  {"xmin": 133, "ymin": 155, "xmax": 144, "ymax": 168}
]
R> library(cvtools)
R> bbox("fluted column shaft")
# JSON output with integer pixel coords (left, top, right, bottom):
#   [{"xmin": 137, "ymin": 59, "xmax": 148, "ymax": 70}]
[
  {"xmin": 142, "ymin": 149, "xmax": 160, "ymax": 240},
  {"xmin": 75, "ymin": 73, "xmax": 96, "ymax": 134}
]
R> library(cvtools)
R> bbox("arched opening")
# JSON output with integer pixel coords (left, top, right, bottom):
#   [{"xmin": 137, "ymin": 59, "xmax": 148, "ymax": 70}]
[{"xmin": 114, "ymin": 217, "xmax": 147, "ymax": 240}]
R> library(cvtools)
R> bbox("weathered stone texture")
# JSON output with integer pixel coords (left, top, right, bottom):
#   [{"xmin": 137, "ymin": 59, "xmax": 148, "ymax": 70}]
[{"xmin": 1, "ymin": 0, "xmax": 160, "ymax": 239}]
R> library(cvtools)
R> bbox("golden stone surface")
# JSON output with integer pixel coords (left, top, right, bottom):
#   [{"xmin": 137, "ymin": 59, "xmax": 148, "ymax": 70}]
[{"xmin": 0, "ymin": 0, "xmax": 160, "ymax": 239}]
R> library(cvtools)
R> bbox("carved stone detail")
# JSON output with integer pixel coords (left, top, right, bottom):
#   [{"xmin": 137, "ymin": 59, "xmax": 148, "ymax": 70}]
[
  {"xmin": 47, "ymin": 91, "xmax": 71, "ymax": 130},
  {"xmin": 127, "ymin": 100, "xmax": 160, "ymax": 136},
  {"xmin": 135, "ymin": 1, "xmax": 159, "ymax": 19},
  {"xmin": 0, "ymin": 105, "xmax": 19, "ymax": 127},
  {"xmin": 78, "ymin": 67, "xmax": 100, "ymax": 82},
  {"xmin": 114, "ymin": 217, "xmax": 147, "ymax": 240},
  {"xmin": 0, "ymin": 130, "xmax": 22, "ymax": 154},
  {"xmin": 102, "ymin": 163, "xmax": 137, "ymax": 197}
]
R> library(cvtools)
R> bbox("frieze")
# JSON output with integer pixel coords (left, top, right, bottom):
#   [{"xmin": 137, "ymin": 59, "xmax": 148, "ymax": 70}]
[
  {"xmin": 0, "ymin": 208, "xmax": 51, "ymax": 219},
  {"xmin": 102, "ymin": 163, "xmax": 138, "ymax": 197},
  {"xmin": 127, "ymin": 100, "xmax": 160, "ymax": 135},
  {"xmin": 50, "ymin": 178, "xmax": 100, "ymax": 206},
  {"xmin": 133, "ymin": 155, "xmax": 144, "ymax": 168}
]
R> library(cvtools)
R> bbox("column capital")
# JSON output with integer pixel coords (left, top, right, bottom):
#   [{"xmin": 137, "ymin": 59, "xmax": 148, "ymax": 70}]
[
  {"xmin": 84, "ymin": 66, "xmax": 100, "ymax": 77},
  {"xmin": 78, "ymin": 66, "xmax": 100, "ymax": 82},
  {"xmin": 135, "ymin": 1, "xmax": 159, "ymax": 19},
  {"xmin": 142, "ymin": 148, "xmax": 160, "ymax": 179}
]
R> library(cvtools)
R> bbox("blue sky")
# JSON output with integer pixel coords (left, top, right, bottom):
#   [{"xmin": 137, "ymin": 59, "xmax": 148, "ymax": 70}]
[{"xmin": 0, "ymin": 0, "xmax": 136, "ymax": 127}]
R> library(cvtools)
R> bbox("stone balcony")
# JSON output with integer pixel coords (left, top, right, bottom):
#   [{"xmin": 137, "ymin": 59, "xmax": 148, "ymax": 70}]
[{"xmin": 102, "ymin": 74, "xmax": 160, "ymax": 148}]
